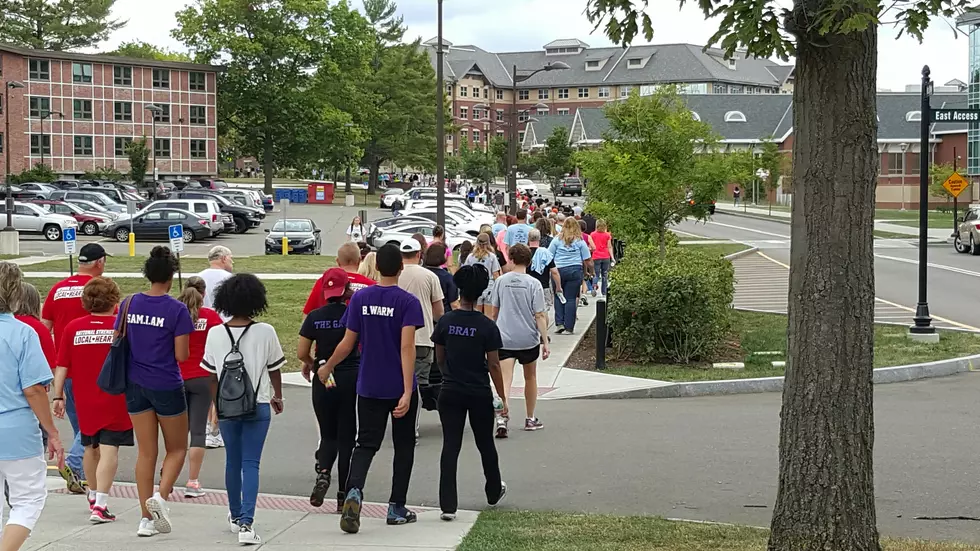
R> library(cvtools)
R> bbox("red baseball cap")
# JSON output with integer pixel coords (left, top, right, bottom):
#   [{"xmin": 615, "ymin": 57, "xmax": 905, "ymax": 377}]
[{"xmin": 321, "ymin": 268, "xmax": 349, "ymax": 300}]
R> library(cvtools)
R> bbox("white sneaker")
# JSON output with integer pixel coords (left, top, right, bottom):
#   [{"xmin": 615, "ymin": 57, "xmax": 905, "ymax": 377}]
[
  {"xmin": 227, "ymin": 512, "xmax": 240, "ymax": 534},
  {"xmin": 145, "ymin": 494, "xmax": 172, "ymax": 534},
  {"xmin": 205, "ymin": 433, "xmax": 224, "ymax": 449},
  {"xmin": 440, "ymin": 512, "xmax": 456, "ymax": 521},
  {"xmin": 137, "ymin": 517, "xmax": 159, "ymax": 537},
  {"xmin": 238, "ymin": 524, "xmax": 261, "ymax": 545}
]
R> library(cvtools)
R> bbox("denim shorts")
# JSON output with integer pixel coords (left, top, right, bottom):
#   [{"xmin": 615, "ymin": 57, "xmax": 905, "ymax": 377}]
[{"xmin": 125, "ymin": 382, "xmax": 187, "ymax": 417}]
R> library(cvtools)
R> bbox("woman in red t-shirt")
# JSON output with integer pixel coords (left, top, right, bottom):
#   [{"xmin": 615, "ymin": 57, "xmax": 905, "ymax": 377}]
[
  {"xmin": 590, "ymin": 219, "xmax": 614, "ymax": 296},
  {"xmin": 51, "ymin": 277, "xmax": 132, "ymax": 523},
  {"xmin": 177, "ymin": 276, "xmax": 223, "ymax": 498},
  {"xmin": 14, "ymin": 282, "xmax": 55, "ymax": 370}
]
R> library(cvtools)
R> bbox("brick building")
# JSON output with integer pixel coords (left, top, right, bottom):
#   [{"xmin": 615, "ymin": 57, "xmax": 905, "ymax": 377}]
[{"xmin": 0, "ymin": 43, "xmax": 220, "ymax": 179}]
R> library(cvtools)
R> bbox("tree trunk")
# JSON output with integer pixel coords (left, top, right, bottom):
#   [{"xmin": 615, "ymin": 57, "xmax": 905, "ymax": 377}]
[
  {"xmin": 658, "ymin": 227, "xmax": 666, "ymax": 260},
  {"xmin": 768, "ymin": 14, "xmax": 880, "ymax": 551},
  {"xmin": 368, "ymin": 160, "xmax": 380, "ymax": 195},
  {"xmin": 262, "ymin": 134, "xmax": 274, "ymax": 196}
]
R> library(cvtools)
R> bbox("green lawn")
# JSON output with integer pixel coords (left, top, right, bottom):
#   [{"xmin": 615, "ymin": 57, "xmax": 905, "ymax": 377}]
[
  {"xmin": 873, "ymin": 230, "xmax": 916, "ymax": 239},
  {"xmin": 0, "ymin": 254, "xmax": 23, "ymax": 260},
  {"xmin": 24, "ymin": 255, "xmax": 336, "ymax": 274},
  {"xmin": 875, "ymin": 208, "xmax": 956, "ymax": 229},
  {"xmin": 458, "ymin": 510, "xmax": 980, "ymax": 551},
  {"xmin": 603, "ymin": 310, "xmax": 980, "ymax": 381},
  {"xmin": 678, "ymin": 242, "xmax": 751, "ymax": 258}
]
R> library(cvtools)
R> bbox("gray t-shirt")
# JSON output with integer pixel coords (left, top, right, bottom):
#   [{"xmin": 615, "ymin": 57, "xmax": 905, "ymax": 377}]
[
  {"xmin": 464, "ymin": 252, "xmax": 501, "ymax": 278},
  {"xmin": 490, "ymin": 271, "xmax": 545, "ymax": 351}
]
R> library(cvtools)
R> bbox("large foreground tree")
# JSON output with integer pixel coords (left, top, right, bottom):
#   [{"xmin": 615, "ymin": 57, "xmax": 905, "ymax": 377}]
[
  {"xmin": 585, "ymin": 0, "xmax": 963, "ymax": 549},
  {"xmin": 0, "ymin": 0, "xmax": 125, "ymax": 50}
]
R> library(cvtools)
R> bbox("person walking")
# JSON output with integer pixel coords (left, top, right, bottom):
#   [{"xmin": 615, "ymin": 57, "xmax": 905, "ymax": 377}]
[
  {"xmin": 347, "ymin": 216, "xmax": 366, "ymax": 243},
  {"xmin": 51, "ymin": 277, "xmax": 132, "ymax": 523},
  {"xmin": 194, "ymin": 246, "xmax": 234, "ymax": 448},
  {"xmin": 304, "ymin": 243, "xmax": 376, "ymax": 315},
  {"xmin": 298, "ymin": 269, "xmax": 358, "ymax": 513},
  {"xmin": 503, "ymin": 209, "xmax": 534, "ymax": 255},
  {"xmin": 123, "ymin": 247, "xmax": 194, "ymax": 538},
  {"xmin": 176, "ymin": 277, "xmax": 223, "ymax": 498},
  {"xmin": 0, "ymin": 262, "xmax": 64, "ymax": 551},
  {"xmin": 733, "ymin": 185, "xmax": 741, "ymax": 206},
  {"xmin": 579, "ymin": 220, "xmax": 597, "ymax": 303},
  {"xmin": 528, "ymin": 229, "xmax": 561, "ymax": 325},
  {"xmin": 548, "ymin": 222, "xmax": 594, "ymax": 335},
  {"xmin": 202, "ymin": 274, "xmax": 286, "ymax": 545},
  {"xmin": 424, "ymin": 243, "xmax": 459, "ymax": 313},
  {"xmin": 590, "ymin": 219, "xmax": 613, "ymax": 297},
  {"xmin": 487, "ymin": 244, "xmax": 550, "ymax": 436},
  {"xmin": 41, "ymin": 243, "xmax": 109, "ymax": 493},
  {"xmin": 431, "ymin": 225, "xmax": 454, "ymax": 270},
  {"xmin": 431, "ymin": 265, "xmax": 507, "ymax": 521},
  {"xmin": 491, "ymin": 212, "xmax": 507, "ymax": 236},
  {"xmin": 14, "ymin": 282, "xmax": 55, "ymax": 371},
  {"xmin": 317, "ymin": 244, "xmax": 423, "ymax": 534},
  {"xmin": 358, "ymin": 252, "xmax": 381, "ymax": 282},
  {"xmin": 463, "ymin": 233, "xmax": 502, "ymax": 315},
  {"xmin": 534, "ymin": 218, "xmax": 554, "ymax": 249}
]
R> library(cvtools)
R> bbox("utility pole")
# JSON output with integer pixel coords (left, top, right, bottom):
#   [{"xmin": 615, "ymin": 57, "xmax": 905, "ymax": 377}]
[{"xmin": 435, "ymin": 0, "xmax": 446, "ymax": 227}]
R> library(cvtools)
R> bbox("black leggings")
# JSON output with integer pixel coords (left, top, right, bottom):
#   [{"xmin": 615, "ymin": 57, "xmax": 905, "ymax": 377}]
[
  {"xmin": 345, "ymin": 391, "xmax": 419, "ymax": 507},
  {"xmin": 312, "ymin": 369, "xmax": 358, "ymax": 491},
  {"xmin": 184, "ymin": 377, "xmax": 212, "ymax": 448},
  {"xmin": 437, "ymin": 389, "xmax": 502, "ymax": 514}
]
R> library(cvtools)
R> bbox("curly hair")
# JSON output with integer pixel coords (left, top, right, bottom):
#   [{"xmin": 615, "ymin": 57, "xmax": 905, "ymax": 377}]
[
  {"xmin": 0, "ymin": 261, "xmax": 24, "ymax": 314},
  {"xmin": 82, "ymin": 277, "xmax": 121, "ymax": 314},
  {"xmin": 453, "ymin": 264, "xmax": 490, "ymax": 302},
  {"xmin": 213, "ymin": 273, "xmax": 267, "ymax": 319},
  {"xmin": 143, "ymin": 246, "xmax": 179, "ymax": 284}
]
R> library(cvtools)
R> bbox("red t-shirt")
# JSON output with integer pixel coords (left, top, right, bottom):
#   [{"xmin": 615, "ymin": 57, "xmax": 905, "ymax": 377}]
[
  {"xmin": 15, "ymin": 314, "xmax": 56, "ymax": 370},
  {"xmin": 57, "ymin": 315, "xmax": 132, "ymax": 435},
  {"xmin": 591, "ymin": 231, "xmax": 613, "ymax": 260},
  {"xmin": 41, "ymin": 274, "xmax": 93, "ymax": 351},
  {"xmin": 303, "ymin": 271, "xmax": 376, "ymax": 314},
  {"xmin": 179, "ymin": 307, "xmax": 223, "ymax": 380}
]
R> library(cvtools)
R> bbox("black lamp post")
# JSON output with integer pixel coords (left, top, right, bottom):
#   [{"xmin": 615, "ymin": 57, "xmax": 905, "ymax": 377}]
[
  {"xmin": 3, "ymin": 81, "xmax": 25, "ymax": 233},
  {"xmin": 910, "ymin": 65, "xmax": 936, "ymax": 339},
  {"xmin": 38, "ymin": 109, "xmax": 63, "ymax": 167},
  {"xmin": 145, "ymin": 104, "xmax": 163, "ymax": 182},
  {"xmin": 435, "ymin": 0, "xmax": 447, "ymax": 226},
  {"xmin": 509, "ymin": 65, "xmax": 567, "ymax": 213}
]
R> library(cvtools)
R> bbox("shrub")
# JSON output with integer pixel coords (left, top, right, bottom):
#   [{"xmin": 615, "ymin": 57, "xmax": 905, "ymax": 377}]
[
  {"xmin": 10, "ymin": 163, "xmax": 56, "ymax": 184},
  {"xmin": 607, "ymin": 244, "xmax": 734, "ymax": 363}
]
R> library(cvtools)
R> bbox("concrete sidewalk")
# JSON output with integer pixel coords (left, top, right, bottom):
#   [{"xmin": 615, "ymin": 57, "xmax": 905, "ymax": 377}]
[{"xmin": 25, "ymin": 479, "xmax": 476, "ymax": 551}]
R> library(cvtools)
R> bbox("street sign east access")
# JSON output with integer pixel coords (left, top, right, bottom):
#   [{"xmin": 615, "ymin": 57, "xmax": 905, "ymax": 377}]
[
  {"xmin": 943, "ymin": 172, "xmax": 969, "ymax": 198},
  {"xmin": 931, "ymin": 109, "xmax": 980, "ymax": 123},
  {"xmin": 168, "ymin": 224, "xmax": 185, "ymax": 253},
  {"xmin": 63, "ymin": 227, "xmax": 76, "ymax": 255}
]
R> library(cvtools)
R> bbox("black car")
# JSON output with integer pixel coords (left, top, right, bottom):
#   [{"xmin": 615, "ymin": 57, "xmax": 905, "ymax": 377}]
[
  {"xmin": 558, "ymin": 177, "xmax": 583, "ymax": 196},
  {"xmin": 102, "ymin": 208, "xmax": 212, "ymax": 243},
  {"xmin": 166, "ymin": 190, "xmax": 264, "ymax": 233},
  {"xmin": 264, "ymin": 218, "xmax": 321, "ymax": 255}
]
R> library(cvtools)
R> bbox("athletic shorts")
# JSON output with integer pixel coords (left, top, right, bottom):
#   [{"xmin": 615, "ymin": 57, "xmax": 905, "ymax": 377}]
[
  {"xmin": 125, "ymin": 382, "xmax": 187, "ymax": 417},
  {"xmin": 499, "ymin": 346, "xmax": 540, "ymax": 365},
  {"xmin": 81, "ymin": 429, "xmax": 135, "ymax": 448}
]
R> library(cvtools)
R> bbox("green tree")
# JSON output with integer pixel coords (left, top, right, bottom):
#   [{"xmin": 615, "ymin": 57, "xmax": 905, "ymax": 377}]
[
  {"xmin": 109, "ymin": 40, "xmax": 192, "ymax": 61},
  {"xmin": 459, "ymin": 142, "xmax": 496, "ymax": 185},
  {"xmin": 584, "ymin": 0, "xmax": 962, "ymax": 545},
  {"xmin": 126, "ymin": 138, "xmax": 149, "ymax": 184},
  {"xmin": 362, "ymin": 0, "xmax": 405, "ymax": 47},
  {"xmin": 81, "ymin": 166, "xmax": 124, "ymax": 181},
  {"xmin": 489, "ymin": 136, "xmax": 509, "ymax": 176},
  {"xmin": 0, "ymin": 0, "xmax": 125, "ymax": 50},
  {"xmin": 173, "ymin": 0, "xmax": 332, "ymax": 194},
  {"xmin": 577, "ymin": 90, "xmax": 726, "ymax": 258},
  {"xmin": 542, "ymin": 126, "xmax": 574, "ymax": 199},
  {"xmin": 516, "ymin": 153, "xmax": 541, "ymax": 180}
]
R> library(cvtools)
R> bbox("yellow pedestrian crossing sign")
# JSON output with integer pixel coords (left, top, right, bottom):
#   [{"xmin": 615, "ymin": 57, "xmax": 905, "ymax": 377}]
[{"xmin": 943, "ymin": 172, "xmax": 969, "ymax": 198}]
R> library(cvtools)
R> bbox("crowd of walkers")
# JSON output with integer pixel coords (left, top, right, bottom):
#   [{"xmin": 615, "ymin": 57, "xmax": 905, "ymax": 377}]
[{"xmin": 0, "ymin": 199, "xmax": 609, "ymax": 547}]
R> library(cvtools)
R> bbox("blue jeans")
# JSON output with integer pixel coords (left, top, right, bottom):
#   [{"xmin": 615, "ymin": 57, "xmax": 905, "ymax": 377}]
[
  {"xmin": 219, "ymin": 404, "xmax": 271, "ymax": 526},
  {"xmin": 594, "ymin": 258, "xmax": 611, "ymax": 295},
  {"xmin": 556, "ymin": 265, "xmax": 584, "ymax": 332},
  {"xmin": 63, "ymin": 379, "xmax": 85, "ymax": 477}
]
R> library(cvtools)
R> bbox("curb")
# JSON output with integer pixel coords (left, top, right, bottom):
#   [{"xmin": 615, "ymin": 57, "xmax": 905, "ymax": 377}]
[
  {"xmin": 573, "ymin": 352, "xmax": 980, "ymax": 399},
  {"xmin": 715, "ymin": 209, "xmax": 948, "ymax": 244},
  {"xmin": 723, "ymin": 246, "xmax": 758, "ymax": 261}
]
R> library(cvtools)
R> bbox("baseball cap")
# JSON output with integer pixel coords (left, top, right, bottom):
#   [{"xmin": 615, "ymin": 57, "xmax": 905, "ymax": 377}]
[
  {"xmin": 399, "ymin": 238, "xmax": 421, "ymax": 253},
  {"xmin": 320, "ymin": 268, "xmax": 349, "ymax": 300},
  {"xmin": 78, "ymin": 243, "xmax": 110, "ymax": 263}
]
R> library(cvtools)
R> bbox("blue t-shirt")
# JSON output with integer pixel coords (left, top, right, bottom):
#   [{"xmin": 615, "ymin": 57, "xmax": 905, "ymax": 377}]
[
  {"xmin": 0, "ymin": 314, "xmax": 53, "ymax": 461},
  {"xmin": 548, "ymin": 237, "xmax": 592, "ymax": 268},
  {"xmin": 342, "ymin": 285, "xmax": 425, "ymax": 399},
  {"xmin": 491, "ymin": 223, "xmax": 506, "ymax": 235},
  {"xmin": 504, "ymin": 224, "xmax": 534, "ymax": 247}
]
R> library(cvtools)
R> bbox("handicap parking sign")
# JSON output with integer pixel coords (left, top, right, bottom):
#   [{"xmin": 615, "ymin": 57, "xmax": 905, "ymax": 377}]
[
  {"xmin": 63, "ymin": 227, "xmax": 76, "ymax": 255},
  {"xmin": 169, "ymin": 224, "xmax": 184, "ymax": 253}
]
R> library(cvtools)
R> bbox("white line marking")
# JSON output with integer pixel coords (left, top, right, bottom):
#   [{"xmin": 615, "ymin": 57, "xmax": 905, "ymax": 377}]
[
  {"xmin": 875, "ymin": 253, "xmax": 980, "ymax": 279},
  {"xmin": 707, "ymin": 220, "xmax": 790, "ymax": 239}
]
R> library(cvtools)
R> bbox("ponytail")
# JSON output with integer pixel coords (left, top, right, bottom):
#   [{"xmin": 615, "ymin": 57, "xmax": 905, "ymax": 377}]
[{"xmin": 180, "ymin": 276, "xmax": 206, "ymax": 322}]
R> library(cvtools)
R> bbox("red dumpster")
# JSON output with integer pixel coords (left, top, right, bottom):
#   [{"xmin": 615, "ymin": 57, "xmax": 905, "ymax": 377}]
[{"xmin": 307, "ymin": 182, "xmax": 335, "ymax": 204}]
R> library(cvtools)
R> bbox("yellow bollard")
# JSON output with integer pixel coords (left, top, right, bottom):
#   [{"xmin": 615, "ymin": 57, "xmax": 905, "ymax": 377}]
[
  {"xmin": 128, "ymin": 231, "xmax": 136, "ymax": 257},
  {"xmin": 282, "ymin": 235, "xmax": 289, "ymax": 256}
]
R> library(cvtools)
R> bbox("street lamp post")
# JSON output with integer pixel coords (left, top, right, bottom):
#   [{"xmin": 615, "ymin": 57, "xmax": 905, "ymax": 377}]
[
  {"xmin": 38, "ymin": 110, "xmax": 63, "ymax": 167},
  {"xmin": 910, "ymin": 65, "xmax": 936, "ymax": 340},
  {"xmin": 508, "ymin": 62, "xmax": 568, "ymax": 213},
  {"xmin": 3, "ymin": 81, "xmax": 25, "ymax": 235},
  {"xmin": 145, "ymin": 104, "xmax": 163, "ymax": 182},
  {"xmin": 344, "ymin": 122, "xmax": 355, "ymax": 195},
  {"xmin": 435, "ymin": 0, "xmax": 447, "ymax": 226}
]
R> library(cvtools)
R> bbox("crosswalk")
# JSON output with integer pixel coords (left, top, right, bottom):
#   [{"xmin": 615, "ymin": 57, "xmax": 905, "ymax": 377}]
[
  {"xmin": 732, "ymin": 252, "xmax": 969, "ymax": 330},
  {"xmin": 720, "ymin": 239, "xmax": 919, "ymax": 250}
]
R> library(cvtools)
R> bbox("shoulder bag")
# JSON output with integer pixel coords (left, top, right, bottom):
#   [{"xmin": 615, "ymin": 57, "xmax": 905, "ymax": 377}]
[{"xmin": 97, "ymin": 295, "xmax": 133, "ymax": 395}]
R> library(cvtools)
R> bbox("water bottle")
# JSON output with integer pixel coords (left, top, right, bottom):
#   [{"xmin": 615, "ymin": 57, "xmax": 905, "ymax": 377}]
[
  {"xmin": 557, "ymin": 291, "xmax": 567, "ymax": 305},
  {"xmin": 493, "ymin": 396, "xmax": 504, "ymax": 414}
]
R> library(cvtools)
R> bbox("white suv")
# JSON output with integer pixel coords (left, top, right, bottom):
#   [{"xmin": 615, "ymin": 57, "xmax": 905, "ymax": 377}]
[
  {"xmin": 0, "ymin": 201, "xmax": 78, "ymax": 240},
  {"xmin": 145, "ymin": 199, "xmax": 225, "ymax": 235}
]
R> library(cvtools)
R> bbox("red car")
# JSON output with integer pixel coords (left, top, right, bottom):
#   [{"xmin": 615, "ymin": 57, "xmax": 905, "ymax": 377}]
[{"xmin": 28, "ymin": 199, "xmax": 112, "ymax": 236}]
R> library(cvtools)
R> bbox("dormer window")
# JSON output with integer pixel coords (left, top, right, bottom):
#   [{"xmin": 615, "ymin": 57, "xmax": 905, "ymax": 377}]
[
  {"xmin": 906, "ymin": 110, "xmax": 922, "ymax": 122},
  {"xmin": 724, "ymin": 111, "xmax": 747, "ymax": 122},
  {"xmin": 627, "ymin": 58, "xmax": 642, "ymax": 68},
  {"xmin": 728, "ymin": 59, "xmax": 737, "ymax": 70},
  {"xmin": 587, "ymin": 60, "xmax": 599, "ymax": 68}
]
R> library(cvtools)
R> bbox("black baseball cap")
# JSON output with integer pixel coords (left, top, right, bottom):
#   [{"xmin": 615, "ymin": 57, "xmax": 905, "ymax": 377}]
[{"xmin": 78, "ymin": 243, "xmax": 110, "ymax": 262}]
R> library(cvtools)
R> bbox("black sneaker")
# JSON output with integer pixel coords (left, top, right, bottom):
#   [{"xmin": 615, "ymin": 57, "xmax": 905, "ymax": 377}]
[
  {"xmin": 310, "ymin": 471, "xmax": 331, "ymax": 508},
  {"xmin": 336, "ymin": 491, "xmax": 345, "ymax": 514},
  {"xmin": 340, "ymin": 488, "xmax": 362, "ymax": 534}
]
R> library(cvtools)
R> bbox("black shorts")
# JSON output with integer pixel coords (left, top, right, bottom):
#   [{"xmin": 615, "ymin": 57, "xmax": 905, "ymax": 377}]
[
  {"xmin": 81, "ymin": 428, "xmax": 135, "ymax": 449},
  {"xmin": 499, "ymin": 346, "xmax": 540, "ymax": 365}
]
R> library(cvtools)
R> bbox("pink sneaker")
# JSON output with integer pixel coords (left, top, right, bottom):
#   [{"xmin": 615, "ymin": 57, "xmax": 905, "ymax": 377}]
[
  {"xmin": 90, "ymin": 506, "xmax": 116, "ymax": 523},
  {"xmin": 184, "ymin": 480, "xmax": 205, "ymax": 498}
]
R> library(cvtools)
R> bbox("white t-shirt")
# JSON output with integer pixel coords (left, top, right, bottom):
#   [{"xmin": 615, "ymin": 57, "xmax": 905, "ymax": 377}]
[
  {"xmin": 196, "ymin": 268, "xmax": 233, "ymax": 317},
  {"xmin": 201, "ymin": 322, "xmax": 285, "ymax": 404},
  {"xmin": 347, "ymin": 224, "xmax": 365, "ymax": 242}
]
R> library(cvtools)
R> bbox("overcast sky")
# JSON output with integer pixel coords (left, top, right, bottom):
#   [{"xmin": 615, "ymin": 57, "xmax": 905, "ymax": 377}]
[{"xmin": 103, "ymin": 0, "xmax": 970, "ymax": 91}]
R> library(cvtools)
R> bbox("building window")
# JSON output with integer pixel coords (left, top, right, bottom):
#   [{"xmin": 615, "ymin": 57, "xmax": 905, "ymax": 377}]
[
  {"xmin": 152, "ymin": 69, "xmax": 170, "ymax": 89},
  {"xmin": 620, "ymin": 86, "xmax": 631, "ymax": 98},
  {"xmin": 557, "ymin": 108, "xmax": 569, "ymax": 115},
  {"xmin": 518, "ymin": 90, "xmax": 529, "ymax": 100},
  {"xmin": 496, "ymin": 109, "xmax": 503, "ymax": 122},
  {"xmin": 189, "ymin": 105, "xmax": 207, "ymax": 125},
  {"xmin": 74, "ymin": 135, "xmax": 94, "ymax": 156},
  {"xmin": 729, "ymin": 85, "xmax": 743, "ymax": 93},
  {"xmin": 483, "ymin": 87, "xmax": 489, "ymax": 99},
  {"xmin": 72, "ymin": 62, "xmax": 93, "ymax": 83},
  {"xmin": 114, "ymin": 137, "xmax": 133, "ymax": 156},
  {"xmin": 496, "ymin": 89, "xmax": 503, "ymax": 100},
  {"xmin": 537, "ymin": 108, "xmax": 548, "ymax": 115},
  {"xmin": 519, "ymin": 112, "xmax": 528, "ymax": 123},
  {"xmin": 459, "ymin": 107, "xmax": 468, "ymax": 120},
  {"xmin": 538, "ymin": 89, "xmax": 549, "ymax": 100},
  {"xmin": 30, "ymin": 135, "xmax": 51, "ymax": 155},
  {"xmin": 189, "ymin": 72, "xmax": 206, "ymax": 91},
  {"xmin": 190, "ymin": 139, "xmax": 207, "ymax": 158},
  {"xmin": 473, "ymin": 130, "xmax": 480, "ymax": 144},
  {"xmin": 154, "ymin": 138, "xmax": 171, "ymax": 158},
  {"xmin": 907, "ymin": 152, "xmax": 921, "ymax": 175},
  {"xmin": 114, "ymin": 102, "xmax": 133, "ymax": 121},
  {"xmin": 73, "ymin": 99, "xmax": 93, "ymax": 120},
  {"xmin": 713, "ymin": 83, "xmax": 728, "ymax": 94},
  {"xmin": 887, "ymin": 152, "xmax": 904, "ymax": 175},
  {"xmin": 558, "ymin": 88, "xmax": 569, "ymax": 99},
  {"xmin": 598, "ymin": 86, "xmax": 610, "ymax": 98},
  {"xmin": 28, "ymin": 96, "xmax": 50, "ymax": 118},
  {"xmin": 460, "ymin": 86, "xmax": 468, "ymax": 97},
  {"xmin": 29, "ymin": 59, "xmax": 50, "ymax": 80},
  {"xmin": 586, "ymin": 60, "xmax": 600, "ymax": 69},
  {"xmin": 114, "ymin": 66, "xmax": 132, "ymax": 86},
  {"xmin": 152, "ymin": 104, "xmax": 171, "ymax": 123},
  {"xmin": 518, "ymin": 131, "xmax": 525, "ymax": 143},
  {"xmin": 578, "ymin": 87, "xmax": 590, "ymax": 98},
  {"xmin": 0, "ymin": 133, "xmax": 3, "ymax": 153},
  {"xmin": 460, "ymin": 130, "xmax": 468, "ymax": 144},
  {"xmin": 472, "ymin": 108, "xmax": 481, "ymax": 120}
]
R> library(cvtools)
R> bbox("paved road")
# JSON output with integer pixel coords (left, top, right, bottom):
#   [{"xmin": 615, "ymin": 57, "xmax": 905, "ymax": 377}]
[{"xmin": 52, "ymin": 374, "xmax": 980, "ymax": 543}]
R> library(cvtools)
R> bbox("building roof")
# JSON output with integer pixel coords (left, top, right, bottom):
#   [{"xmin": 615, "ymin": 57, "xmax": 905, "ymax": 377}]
[
  {"xmin": 523, "ymin": 114, "xmax": 575, "ymax": 147},
  {"xmin": 422, "ymin": 41, "xmax": 791, "ymax": 90},
  {"xmin": 0, "ymin": 42, "xmax": 220, "ymax": 72}
]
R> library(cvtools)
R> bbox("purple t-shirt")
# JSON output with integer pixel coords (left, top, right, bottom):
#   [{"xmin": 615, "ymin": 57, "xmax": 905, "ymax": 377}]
[
  {"xmin": 118, "ymin": 293, "xmax": 194, "ymax": 391},
  {"xmin": 342, "ymin": 285, "xmax": 424, "ymax": 399}
]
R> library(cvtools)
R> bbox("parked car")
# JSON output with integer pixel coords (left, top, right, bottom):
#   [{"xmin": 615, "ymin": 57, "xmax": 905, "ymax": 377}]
[
  {"xmin": 0, "ymin": 201, "xmax": 78, "ymax": 240},
  {"xmin": 28, "ymin": 199, "xmax": 112, "ymax": 236},
  {"xmin": 64, "ymin": 199, "xmax": 120, "ymax": 221},
  {"xmin": 145, "ymin": 198, "xmax": 226, "ymax": 236},
  {"xmin": 367, "ymin": 218, "xmax": 469, "ymax": 252},
  {"xmin": 558, "ymin": 176, "xmax": 583, "ymax": 196},
  {"xmin": 398, "ymin": 207, "xmax": 486, "ymax": 236},
  {"xmin": 103, "ymin": 208, "xmax": 212, "ymax": 243},
  {"xmin": 954, "ymin": 207, "xmax": 980, "ymax": 254},
  {"xmin": 194, "ymin": 178, "xmax": 228, "ymax": 190},
  {"xmin": 366, "ymin": 215, "xmax": 433, "ymax": 237},
  {"xmin": 219, "ymin": 188, "xmax": 263, "ymax": 209},
  {"xmin": 51, "ymin": 179, "xmax": 82, "ymax": 190},
  {"xmin": 17, "ymin": 182, "xmax": 59, "ymax": 199},
  {"xmin": 380, "ymin": 188, "xmax": 406, "ymax": 208},
  {"xmin": 90, "ymin": 186, "xmax": 148, "ymax": 209},
  {"xmin": 166, "ymin": 190, "xmax": 264, "ymax": 233},
  {"xmin": 265, "ymin": 218, "xmax": 321, "ymax": 255},
  {"xmin": 261, "ymin": 192, "xmax": 273, "ymax": 211},
  {"xmin": 49, "ymin": 190, "xmax": 126, "ymax": 213},
  {"xmin": 516, "ymin": 179, "xmax": 540, "ymax": 196}
]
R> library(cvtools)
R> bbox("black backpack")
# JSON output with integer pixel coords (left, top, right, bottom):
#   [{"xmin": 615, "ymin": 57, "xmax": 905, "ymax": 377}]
[{"xmin": 215, "ymin": 323, "xmax": 261, "ymax": 420}]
